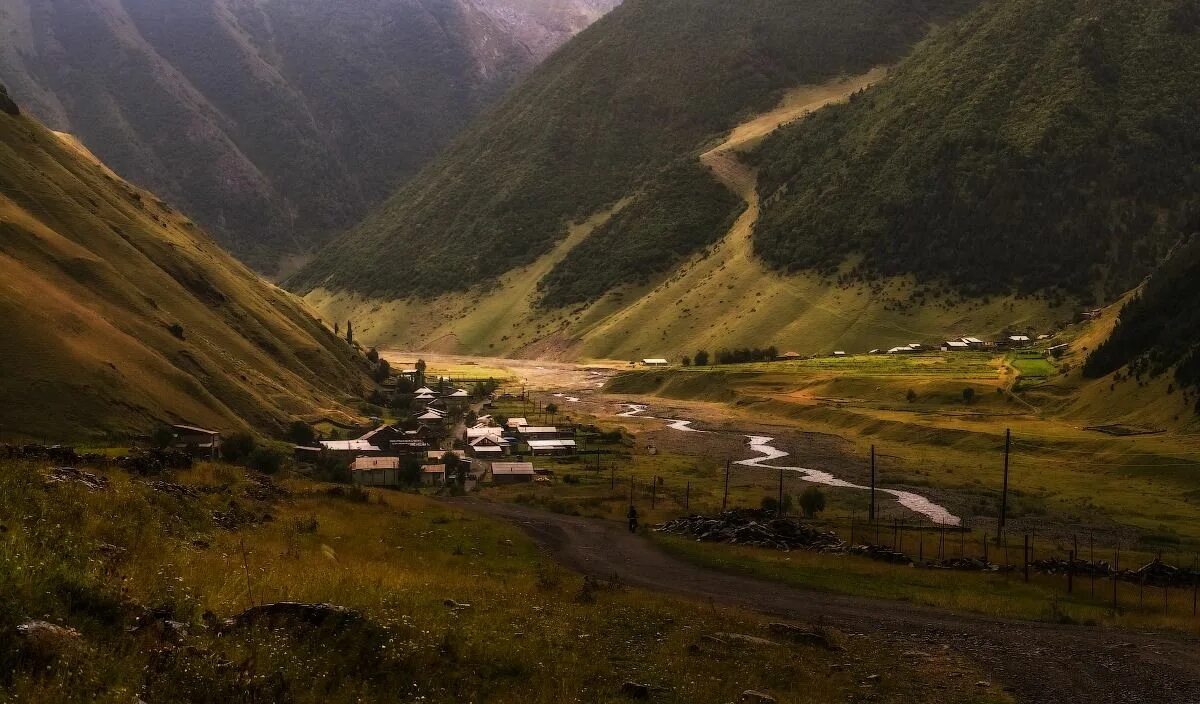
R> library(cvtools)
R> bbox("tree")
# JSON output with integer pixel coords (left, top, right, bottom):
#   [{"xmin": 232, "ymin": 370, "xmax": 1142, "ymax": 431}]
[
  {"xmin": 372, "ymin": 358, "xmax": 391, "ymax": 383},
  {"xmin": 694, "ymin": 350, "xmax": 710, "ymax": 366},
  {"xmin": 416, "ymin": 359, "xmax": 427, "ymax": 386},
  {"xmin": 399, "ymin": 457, "xmax": 423, "ymax": 486},
  {"xmin": 906, "ymin": 388, "xmax": 917, "ymax": 403},
  {"xmin": 366, "ymin": 347, "xmax": 379, "ymax": 363},
  {"xmin": 346, "ymin": 320, "xmax": 353, "ymax": 344},
  {"xmin": 962, "ymin": 387, "xmax": 976, "ymax": 404},
  {"xmin": 799, "ymin": 486, "xmax": 826, "ymax": 518},
  {"xmin": 150, "ymin": 426, "xmax": 176, "ymax": 450},
  {"xmin": 334, "ymin": 322, "xmax": 339, "ymax": 336},
  {"xmin": 221, "ymin": 432, "xmax": 256, "ymax": 463},
  {"xmin": 286, "ymin": 421, "xmax": 316, "ymax": 446},
  {"xmin": 681, "ymin": 355, "xmax": 691, "ymax": 366}
]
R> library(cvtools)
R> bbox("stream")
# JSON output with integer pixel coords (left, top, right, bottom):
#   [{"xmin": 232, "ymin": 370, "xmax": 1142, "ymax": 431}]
[{"xmin": 618, "ymin": 404, "xmax": 960, "ymax": 525}]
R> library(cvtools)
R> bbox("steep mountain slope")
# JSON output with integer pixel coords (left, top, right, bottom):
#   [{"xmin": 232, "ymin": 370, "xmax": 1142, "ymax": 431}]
[
  {"xmin": 0, "ymin": 87, "xmax": 367, "ymax": 440},
  {"xmin": 752, "ymin": 0, "xmax": 1200, "ymax": 304},
  {"xmin": 290, "ymin": 0, "xmax": 980, "ymax": 298},
  {"xmin": 0, "ymin": 0, "xmax": 617, "ymax": 271},
  {"xmin": 1084, "ymin": 236, "xmax": 1200, "ymax": 401}
]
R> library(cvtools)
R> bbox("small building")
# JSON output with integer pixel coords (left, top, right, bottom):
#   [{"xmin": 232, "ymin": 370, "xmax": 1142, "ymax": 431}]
[
  {"xmin": 642, "ymin": 358, "xmax": 669, "ymax": 366},
  {"xmin": 1006, "ymin": 335, "xmax": 1032, "ymax": 348},
  {"xmin": 320, "ymin": 439, "xmax": 382, "ymax": 456},
  {"xmin": 466, "ymin": 426, "xmax": 505, "ymax": 442},
  {"xmin": 775, "ymin": 351, "xmax": 803, "ymax": 361},
  {"xmin": 469, "ymin": 435, "xmax": 510, "ymax": 458},
  {"xmin": 517, "ymin": 426, "xmax": 561, "ymax": 439},
  {"xmin": 506, "ymin": 417, "xmax": 529, "ymax": 429},
  {"xmin": 416, "ymin": 408, "xmax": 448, "ymax": 423},
  {"xmin": 942, "ymin": 340, "xmax": 970, "ymax": 352},
  {"xmin": 422, "ymin": 464, "xmax": 447, "ymax": 486},
  {"xmin": 358, "ymin": 424, "xmax": 406, "ymax": 447},
  {"xmin": 351, "ymin": 456, "xmax": 402, "ymax": 487},
  {"xmin": 389, "ymin": 438, "xmax": 432, "ymax": 455},
  {"xmin": 1048, "ymin": 343, "xmax": 1069, "ymax": 358},
  {"xmin": 832, "ymin": 351, "xmax": 847, "ymax": 357},
  {"xmin": 961, "ymin": 337, "xmax": 985, "ymax": 349},
  {"xmin": 171, "ymin": 424, "xmax": 221, "ymax": 457},
  {"xmin": 527, "ymin": 438, "xmax": 578, "ymax": 456},
  {"xmin": 491, "ymin": 462, "xmax": 536, "ymax": 484}
]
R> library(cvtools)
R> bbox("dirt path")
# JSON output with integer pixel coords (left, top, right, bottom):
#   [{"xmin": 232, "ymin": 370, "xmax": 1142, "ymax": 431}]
[{"xmin": 453, "ymin": 498, "xmax": 1200, "ymax": 704}]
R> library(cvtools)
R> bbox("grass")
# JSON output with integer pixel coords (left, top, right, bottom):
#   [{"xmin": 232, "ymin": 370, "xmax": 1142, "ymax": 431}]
[{"xmin": 0, "ymin": 458, "xmax": 1008, "ymax": 703}]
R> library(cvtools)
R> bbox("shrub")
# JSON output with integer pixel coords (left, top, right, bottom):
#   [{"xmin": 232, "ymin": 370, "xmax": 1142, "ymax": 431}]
[
  {"xmin": 221, "ymin": 432, "xmax": 256, "ymax": 463},
  {"xmin": 167, "ymin": 322, "xmax": 185, "ymax": 340},
  {"xmin": 799, "ymin": 486, "xmax": 826, "ymax": 518},
  {"xmin": 286, "ymin": 421, "xmax": 316, "ymax": 446}
]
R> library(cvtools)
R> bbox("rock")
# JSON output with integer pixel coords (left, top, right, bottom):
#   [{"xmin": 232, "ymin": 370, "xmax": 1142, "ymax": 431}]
[
  {"xmin": 975, "ymin": 681, "xmax": 991, "ymax": 688},
  {"xmin": 714, "ymin": 632, "xmax": 778, "ymax": 647},
  {"xmin": 443, "ymin": 599, "xmax": 471, "ymax": 609},
  {"xmin": 45, "ymin": 466, "xmax": 109, "ymax": 491},
  {"xmin": 767, "ymin": 622, "xmax": 842, "ymax": 650},
  {"xmin": 741, "ymin": 691, "xmax": 776, "ymax": 703},
  {"xmin": 620, "ymin": 681, "xmax": 651, "ymax": 699},
  {"xmin": 16, "ymin": 620, "xmax": 81, "ymax": 659},
  {"xmin": 220, "ymin": 602, "xmax": 364, "ymax": 631},
  {"xmin": 865, "ymin": 674, "xmax": 880, "ymax": 683}
]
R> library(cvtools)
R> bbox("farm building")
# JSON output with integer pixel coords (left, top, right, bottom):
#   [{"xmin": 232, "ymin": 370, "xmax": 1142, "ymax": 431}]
[
  {"xmin": 961, "ymin": 337, "xmax": 985, "ymax": 349},
  {"xmin": 775, "ymin": 351, "xmax": 803, "ymax": 361},
  {"xmin": 351, "ymin": 456, "xmax": 402, "ymax": 487},
  {"xmin": 942, "ymin": 340, "xmax": 970, "ymax": 351},
  {"xmin": 320, "ymin": 439, "xmax": 381, "ymax": 456},
  {"xmin": 642, "ymin": 358, "xmax": 669, "ymax": 366},
  {"xmin": 466, "ymin": 426, "xmax": 505, "ymax": 442},
  {"xmin": 506, "ymin": 417, "xmax": 529, "ymax": 429},
  {"xmin": 516, "ymin": 426, "xmax": 562, "ymax": 438},
  {"xmin": 491, "ymin": 462, "xmax": 536, "ymax": 484},
  {"xmin": 527, "ymin": 439, "xmax": 577, "ymax": 456},
  {"xmin": 171, "ymin": 425, "xmax": 221, "ymax": 456}
]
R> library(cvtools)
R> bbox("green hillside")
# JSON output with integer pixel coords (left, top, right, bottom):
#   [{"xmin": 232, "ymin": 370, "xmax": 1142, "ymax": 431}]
[
  {"xmin": 0, "ymin": 0, "xmax": 614, "ymax": 271},
  {"xmin": 752, "ymin": 0, "xmax": 1200, "ymax": 304},
  {"xmin": 290, "ymin": 0, "xmax": 980, "ymax": 298},
  {"xmin": 0, "ymin": 89, "xmax": 368, "ymax": 440}
]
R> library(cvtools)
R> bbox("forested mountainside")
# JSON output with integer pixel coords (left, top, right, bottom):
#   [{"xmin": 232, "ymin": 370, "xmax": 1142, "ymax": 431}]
[
  {"xmin": 0, "ymin": 86, "xmax": 368, "ymax": 440},
  {"xmin": 752, "ymin": 0, "xmax": 1200, "ymax": 304},
  {"xmin": 289, "ymin": 0, "xmax": 980, "ymax": 299},
  {"xmin": 0, "ymin": 0, "xmax": 617, "ymax": 272},
  {"xmin": 1084, "ymin": 236, "xmax": 1200, "ymax": 400}
]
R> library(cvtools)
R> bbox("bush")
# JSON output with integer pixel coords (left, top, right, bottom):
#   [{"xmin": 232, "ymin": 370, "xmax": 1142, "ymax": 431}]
[
  {"xmin": 221, "ymin": 432, "xmax": 256, "ymax": 463},
  {"xmin": 694, "ymin": 350, "xmax": 709, "ymax": 366},
  {"xmin": 247, "ymin": 447, "xmax": 284, "ymax": 474},
  {"xmin": 799, "ymin": 486, "xmax": 826, "ymax": 518},
  {"xmin": 167, "ymin": 322, "xmax": 185, "ymax": 340},
  {"xmin": 286, "ymin": 421, "xmax": 316, "ymax": 446}
]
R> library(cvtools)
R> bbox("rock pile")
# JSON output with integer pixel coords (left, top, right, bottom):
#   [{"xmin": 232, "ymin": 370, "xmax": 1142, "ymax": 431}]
[
  {"xmin": 655, "ymin": 510, "xmax": 844, "ymax": 551},
  {"xmin": 849, "ymin": 544, "xmax": 912, "ymax": 564},
  {"xmin": 45, "ymin": 466, "xmax": 110, "ymax": 491}
]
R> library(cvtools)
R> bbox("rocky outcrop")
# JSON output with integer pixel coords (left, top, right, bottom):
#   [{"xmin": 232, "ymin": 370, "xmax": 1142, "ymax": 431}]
[{"xmin": 0, "ymin": 83, "xmax": 18, "ymax": 115}]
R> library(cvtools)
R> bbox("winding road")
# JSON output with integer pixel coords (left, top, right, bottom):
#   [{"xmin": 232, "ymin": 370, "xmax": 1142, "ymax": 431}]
[{"xmin": 454, "ymin": 497, "xmax": 1200, "ymax": 704}]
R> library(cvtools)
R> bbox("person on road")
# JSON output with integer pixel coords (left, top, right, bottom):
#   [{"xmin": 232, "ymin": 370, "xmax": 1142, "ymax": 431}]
[{"xmin": 627, "ymin": 504, "xmax": 639, "ymax": 534}]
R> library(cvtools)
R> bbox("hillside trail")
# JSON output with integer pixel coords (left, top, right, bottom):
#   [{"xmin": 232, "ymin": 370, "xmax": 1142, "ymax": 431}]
[{"xmin": 453, "ymin": 497, "xmax": 1200, "ymax": 704}]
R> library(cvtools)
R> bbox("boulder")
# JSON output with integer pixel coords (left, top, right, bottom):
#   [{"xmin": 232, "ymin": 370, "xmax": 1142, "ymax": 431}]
[
  {"xmin": 16, "ymin": 620, "xmax": 81, "ymax": 659},
  {"xmin": 741, "ymin": 691, "xmax": 776, "ymax": 703}
]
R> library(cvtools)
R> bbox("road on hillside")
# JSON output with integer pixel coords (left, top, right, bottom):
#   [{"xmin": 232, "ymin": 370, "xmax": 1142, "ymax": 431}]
[{"xmin": 452, "ymin": 498, "xmax": 1200, "ymax": 704}]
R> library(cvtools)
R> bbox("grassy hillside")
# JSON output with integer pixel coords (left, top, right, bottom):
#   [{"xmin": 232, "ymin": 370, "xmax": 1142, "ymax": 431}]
[
  {"xmin": 304, "ymin": 72, "xmax": 1072, "ymax": 359},
  {"xmin": 0, "ymin": 0, "xmax": 615, "ymax": 271},
  {"xmin": 290, "ymin": 0, "xmax": 980, "ymax": 298},
  {"xmin": 752, "ymin": 0, "xmax": 1200, "ymax": 304},
  {"xmin": 0, "ymin": 94, "xmax": 367, "ymax": 440}
]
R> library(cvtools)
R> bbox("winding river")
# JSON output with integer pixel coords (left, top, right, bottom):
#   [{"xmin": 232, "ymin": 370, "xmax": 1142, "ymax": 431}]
[{"xmin": 617, "ymin": 404, "xmax": 960, "ymax": 525}]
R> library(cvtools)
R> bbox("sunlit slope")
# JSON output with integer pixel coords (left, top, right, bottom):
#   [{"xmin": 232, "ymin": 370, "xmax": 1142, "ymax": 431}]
[
  {"xmin": 305, "ymin": 73, "xmax": 1069, "ymax": 359},
  {"xmin": 0, "ymin": 104, "xmax": 366, "ymax": 440}
]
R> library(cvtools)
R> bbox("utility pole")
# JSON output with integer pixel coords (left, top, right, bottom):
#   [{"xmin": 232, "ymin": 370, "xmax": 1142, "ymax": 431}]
[
  {"xmin": 777, "ymin": 466, "xmax": 784, "ymax": 515},
  {"xmin": 869, "ymin": 445, "xmax": 876, "ymax": 522},
  {"xmin": 998, "ymin": 428, "xmax": 1011, "ymax": 539},
  {"xmin": 722, "ymin": 459, "xmax": 731, "ymax": 512}
]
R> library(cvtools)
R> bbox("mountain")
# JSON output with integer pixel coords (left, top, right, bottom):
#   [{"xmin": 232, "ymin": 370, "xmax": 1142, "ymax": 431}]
[
  {"xmin": 289, "ymin": 0, "xmax": 981, "ymax": 299},
  {"xmin": 751, "ymin": 0, "xmax": 1200, "ymax": 305},
  {"xmin": 0, "ymin": 0, "xmax": 618, "ymax": 272},
  {"xmin": 0, "ymin": 85, "xmax": 368, "ymax": 441}
]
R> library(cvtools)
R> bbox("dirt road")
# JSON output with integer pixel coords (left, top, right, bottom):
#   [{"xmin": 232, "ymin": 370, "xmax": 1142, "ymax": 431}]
[{"xmin": 453, "ymin": 498, "xmax": 1200, "ymax": 704}]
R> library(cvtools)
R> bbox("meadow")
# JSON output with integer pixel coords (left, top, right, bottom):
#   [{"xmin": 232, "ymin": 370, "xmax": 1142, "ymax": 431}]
[{"xmin": 0, "ymin": 458, "xmax": 1006, "ymax": 703}]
